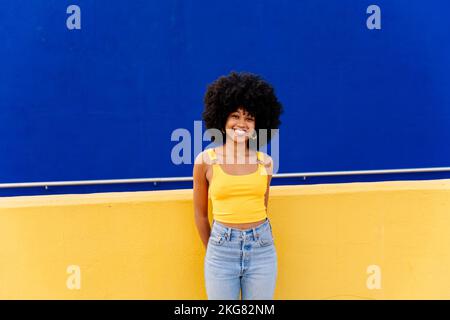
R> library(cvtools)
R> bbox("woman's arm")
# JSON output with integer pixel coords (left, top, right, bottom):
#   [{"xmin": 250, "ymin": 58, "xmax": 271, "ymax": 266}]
[
  {"xmin": 263, "ymin": 154, "xmax": 273, "ymax": 210},
  {"xmin": 193, "ymin": 152, "xmax": 211, "ymax": 249}
]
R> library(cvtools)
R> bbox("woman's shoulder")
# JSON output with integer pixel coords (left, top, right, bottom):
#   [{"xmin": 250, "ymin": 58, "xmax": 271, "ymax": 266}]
[
  {"xmin": 194, "ymin": 149, "xmax": 215, "ymax": 166},
  {"xmin": 257, "ymin": 151, "xmax": 274, "ymax": 174},
  {"xmin": 257, "ymin": 151, "xmax": 273, "ymax": 165}
]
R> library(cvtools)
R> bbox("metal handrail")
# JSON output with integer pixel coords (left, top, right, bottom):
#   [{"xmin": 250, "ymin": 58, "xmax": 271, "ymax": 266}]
[{"xmin": 1, "ymin": 166, "xmax": 450, "ymax": 189}]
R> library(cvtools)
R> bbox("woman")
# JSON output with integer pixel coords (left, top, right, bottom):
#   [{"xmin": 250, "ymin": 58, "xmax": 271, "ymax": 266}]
[{"xmin": 193, "ymin": 71, "xmax": 283, "ymax": 300}]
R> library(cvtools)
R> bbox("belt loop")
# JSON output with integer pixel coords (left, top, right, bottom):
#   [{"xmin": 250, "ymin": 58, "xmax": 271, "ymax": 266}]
[
  {"xmin": 227, "ymin": 227, "xmax": 231, "ymax": 241},
  {"xmin": 252, "ymin": 227, "xmax": 258, "ymax": 240}
]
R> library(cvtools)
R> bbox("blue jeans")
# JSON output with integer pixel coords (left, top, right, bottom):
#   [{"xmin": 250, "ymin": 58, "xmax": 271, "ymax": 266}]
[{"xmin": 204, "ymin": 218, "xmax": 277, "ymax": 300}]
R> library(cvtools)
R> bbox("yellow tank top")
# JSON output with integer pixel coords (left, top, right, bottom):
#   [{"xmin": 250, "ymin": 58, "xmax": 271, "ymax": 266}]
[{"xmin": 206, "ymin": 148, "xmax": 270, "ymax": 223}]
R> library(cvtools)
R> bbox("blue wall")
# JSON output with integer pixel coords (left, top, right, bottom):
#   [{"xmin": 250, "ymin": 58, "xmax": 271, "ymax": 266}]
[{"xmin": 1, "ymin": 0, "xmax": 450, "ymax": 196}]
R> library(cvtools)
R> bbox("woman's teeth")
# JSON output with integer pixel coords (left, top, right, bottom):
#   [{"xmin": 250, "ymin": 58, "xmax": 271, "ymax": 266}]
[{"xmin": 234, "ymin": 129, "xmax": 247, "ymax": 136}]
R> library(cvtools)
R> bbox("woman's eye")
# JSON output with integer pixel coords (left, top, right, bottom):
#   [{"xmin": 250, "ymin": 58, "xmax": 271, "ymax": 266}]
[{"xmin": 231, "ymin": 114, "xmax": 239, "ymax": 118}]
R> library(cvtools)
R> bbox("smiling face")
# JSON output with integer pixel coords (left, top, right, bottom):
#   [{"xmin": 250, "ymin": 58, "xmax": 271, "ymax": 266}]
[{"xmin": 223, "ymin": 107, "xmax": 256, "ymax": 144}]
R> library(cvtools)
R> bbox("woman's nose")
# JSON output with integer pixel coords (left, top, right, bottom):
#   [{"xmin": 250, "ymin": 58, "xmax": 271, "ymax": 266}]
[{"xmin": 237, "ymin": 117, "xmax": 246, "ymax": 126}]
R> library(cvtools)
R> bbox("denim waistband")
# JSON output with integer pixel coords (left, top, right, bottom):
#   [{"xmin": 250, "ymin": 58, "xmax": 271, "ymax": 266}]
[{"xmin": 212, "ymin": 218, "xmax": 271, "ymax": 238}]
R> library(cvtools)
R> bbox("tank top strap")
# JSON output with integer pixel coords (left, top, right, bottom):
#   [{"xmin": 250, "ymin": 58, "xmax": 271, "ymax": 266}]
[
  {"xmin": 256, "ymin": 151, "xmax": 265, "ymax": 164},
  {"xmin": 206, "ymin": 148, "xmax": 218, "ymax": 164}
]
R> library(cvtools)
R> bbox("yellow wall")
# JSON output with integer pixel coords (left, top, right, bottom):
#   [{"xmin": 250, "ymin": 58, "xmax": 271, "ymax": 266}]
[{"xmin": 1, "ymin": 179, "xmax": 450, "ymax": 299}]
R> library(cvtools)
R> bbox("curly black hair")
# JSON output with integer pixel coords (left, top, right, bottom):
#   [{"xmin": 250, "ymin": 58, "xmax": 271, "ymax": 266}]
[{"xmin": 202, "ymin": 71, "xmax": 283, "ymax": 149}]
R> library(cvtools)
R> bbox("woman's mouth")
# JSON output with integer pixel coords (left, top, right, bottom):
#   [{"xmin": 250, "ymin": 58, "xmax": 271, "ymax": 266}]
[{"xmin": 233, "ymin": 129, "xmax": 247, "ymax": 136}]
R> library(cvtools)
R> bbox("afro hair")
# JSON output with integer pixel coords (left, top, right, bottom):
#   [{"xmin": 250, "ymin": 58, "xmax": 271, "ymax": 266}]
[{"xmin": 202, "ymin": 71, "xmax": 283, "ymax": 148}]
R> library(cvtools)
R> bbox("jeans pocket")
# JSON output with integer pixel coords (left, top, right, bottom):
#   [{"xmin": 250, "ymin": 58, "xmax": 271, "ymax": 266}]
[
  {"xmin": 208, "ymin": 231, "xmax": 225, "ymax": 246},
  {"xmin": 258, "ymin": 228, "xmax": 274, "ymax": 247}
]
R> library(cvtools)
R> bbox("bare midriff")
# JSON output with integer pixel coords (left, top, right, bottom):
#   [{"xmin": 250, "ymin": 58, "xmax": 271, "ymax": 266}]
[{"xmin": 215, "ymin": 218, "xmax": 267, "ymax": 230}]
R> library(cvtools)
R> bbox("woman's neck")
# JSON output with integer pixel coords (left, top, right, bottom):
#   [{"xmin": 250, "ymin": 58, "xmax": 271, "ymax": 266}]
[{"xmin": 219, "ymin": 142, "xmax": 254, "ymax": 164}]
